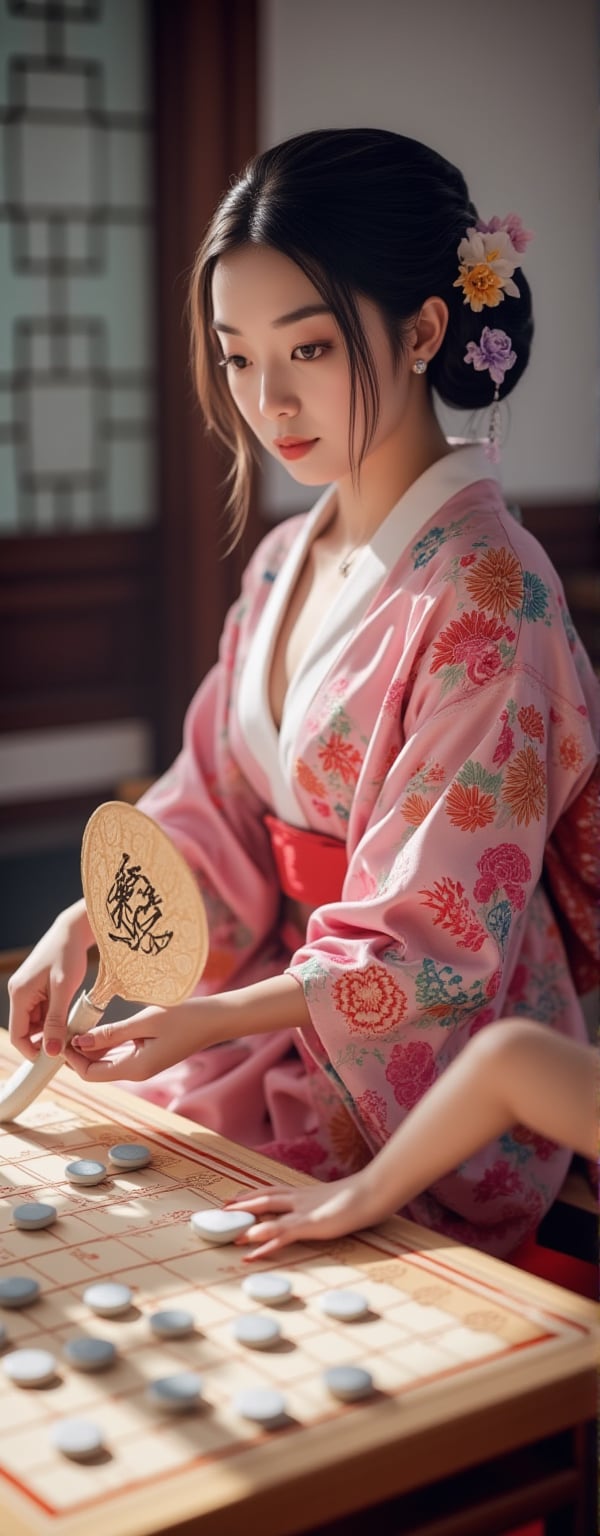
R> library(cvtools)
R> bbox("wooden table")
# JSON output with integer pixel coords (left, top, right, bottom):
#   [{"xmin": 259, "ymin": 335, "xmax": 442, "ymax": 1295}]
[{"xmin": 0, "ymin": 1034, "xmax": 596, "ymax": 1536}]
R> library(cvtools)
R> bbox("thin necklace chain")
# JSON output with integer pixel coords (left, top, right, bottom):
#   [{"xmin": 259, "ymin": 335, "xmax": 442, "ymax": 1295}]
[
  {"xmin": 328, "ymin": 504, "xmax": 366, "ymax": 577},
  {"xmin": 338, "ymin": 545, "xmax": 362, "ymax": 577}
]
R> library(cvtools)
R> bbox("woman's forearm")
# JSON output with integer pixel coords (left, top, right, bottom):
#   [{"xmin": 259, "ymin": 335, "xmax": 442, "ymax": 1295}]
[
  {"xmin": 59, "ymin": 897, "xmax": 95, "ymax": 949},
  {"xmin": 357, "ymin": 1021, "xmax": 597, "ymax": 1225},
  {"xmin": 201, "ymin": 971, "xmax": 312, "ymax": 1044}
]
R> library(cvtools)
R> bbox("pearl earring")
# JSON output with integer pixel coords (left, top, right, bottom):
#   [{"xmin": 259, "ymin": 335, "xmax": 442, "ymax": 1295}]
[{"xmin": 412, "ymin": 358, "xmax": 427, "ymax": 375}]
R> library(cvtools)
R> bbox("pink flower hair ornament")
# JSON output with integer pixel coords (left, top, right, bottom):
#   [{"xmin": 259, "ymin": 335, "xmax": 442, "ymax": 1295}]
[{"xmin": 475, "ymin": 213, "xmax": 533, "ymax": 254}]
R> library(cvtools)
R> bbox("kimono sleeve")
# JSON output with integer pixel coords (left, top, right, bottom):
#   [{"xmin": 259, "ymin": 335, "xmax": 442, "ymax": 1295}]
[
  {"xmin": 137, "ymin": 549, "xmax": 279, "ymax": 990},
  {"xmin": 287, "ymin": 660, "xmax": 597, "ymax": 1116}
]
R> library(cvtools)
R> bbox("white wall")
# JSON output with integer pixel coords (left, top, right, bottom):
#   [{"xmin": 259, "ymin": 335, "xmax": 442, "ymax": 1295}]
[{"xmin": 258, "ymin": 0, "xmax": 597, "ymax": 514}]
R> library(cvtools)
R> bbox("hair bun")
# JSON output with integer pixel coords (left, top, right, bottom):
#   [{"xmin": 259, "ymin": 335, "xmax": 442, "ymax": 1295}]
[{"xmin": 430, "ymin": 262, "xmax": 534, "ymax": 411}]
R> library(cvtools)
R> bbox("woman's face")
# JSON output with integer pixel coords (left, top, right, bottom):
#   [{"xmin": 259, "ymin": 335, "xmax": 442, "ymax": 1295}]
[{"xmin": 211, "ymin": 243, "xmax": 412, "ymax": 486}]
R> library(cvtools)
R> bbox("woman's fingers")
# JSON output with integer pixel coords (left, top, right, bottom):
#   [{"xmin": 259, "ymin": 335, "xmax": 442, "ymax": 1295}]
[
  {"xmin": 71, "ymin": 1016, "xmax": 148, "ymax": 1055},
  {"xmin": 238, "ymin": 1214, "xmax": 303, "ymax": 1260},
  {"xmin": 232, "ymin": 1185, "xmax": 366, "ymax": 1261},
  {"xmin": 242, "ymin": 1232, "xmax": 291, "ymax": 1262},
  {"xmin": 67, "ymin": 1001, "xmax": 200, "ymax": 1084},
  {"xmin": 65, "ymin": 1040, "xmax": 138, "ymax": 1080},
  {"xmin": 240, "ymin": 1216, "xmax": 294, "ymax": 1244},
  {"xmin": 8, "ymin": 984, "xmax": 46, "ymax": 1062},
  {"xmin": 226, "ymin": 1191, "xmax": 297, "ymax": 1215},
  {"xmin": 8, "ymin": 1029, "xmax": 39, "ymax": 1064},
  {"xmin": 41, "ymin": 967, "xmax": 76, "ymax": 1058}
]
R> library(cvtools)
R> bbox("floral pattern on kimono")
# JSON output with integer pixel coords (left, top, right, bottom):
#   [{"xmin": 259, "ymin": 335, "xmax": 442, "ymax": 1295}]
[{"xmin": 135, "ymin": 453, "xmax": 599, "ymax": 1258}]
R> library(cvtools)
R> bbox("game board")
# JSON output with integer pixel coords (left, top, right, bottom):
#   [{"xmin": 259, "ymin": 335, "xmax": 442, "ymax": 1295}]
[{"xmin": 0, "ymin": 1035, "xmax": 597, "ymax": 1536}]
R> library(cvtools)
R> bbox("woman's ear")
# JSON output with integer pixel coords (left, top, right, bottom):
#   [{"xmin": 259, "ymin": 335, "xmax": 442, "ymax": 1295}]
[{"xmin": 408, "ymin": 297, "xmax": 449, "ymax": 364}]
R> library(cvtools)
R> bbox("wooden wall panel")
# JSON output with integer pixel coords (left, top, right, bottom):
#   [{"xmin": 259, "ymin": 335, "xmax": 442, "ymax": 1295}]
[
  {"xmin": 520, "ymin": 504, "xmax": 599, "ymax": 669},
  {"xmin": 0, "ymin": 529, "xmax": 158, "ymax": 735},
  {"xmin": 152, "ymin": 0, "xmax": 263, "ymax": 768},
  {"xmin": 0, "ymin": 2, "xmax": 260, "ymax": 829}
]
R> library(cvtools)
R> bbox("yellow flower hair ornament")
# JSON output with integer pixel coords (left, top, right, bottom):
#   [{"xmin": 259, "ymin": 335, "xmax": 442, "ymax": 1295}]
[{"xmin": 454, "ymin": 213, "xmax": 532, "ymax": 312}]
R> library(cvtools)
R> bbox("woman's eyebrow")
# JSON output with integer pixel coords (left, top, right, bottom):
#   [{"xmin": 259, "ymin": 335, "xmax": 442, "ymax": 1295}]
[{"xmin": 212, "ymin": 304, "xmax": 332, "ymax": 336}]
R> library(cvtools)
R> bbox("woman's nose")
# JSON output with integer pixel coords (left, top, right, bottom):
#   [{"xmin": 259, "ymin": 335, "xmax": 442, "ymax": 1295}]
[{"xmin": 258, "ymin": 369, "xmax": 299, "ymax": 420}]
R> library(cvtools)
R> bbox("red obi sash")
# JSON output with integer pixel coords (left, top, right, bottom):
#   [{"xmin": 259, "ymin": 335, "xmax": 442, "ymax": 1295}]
[{"xmin": 264, "ymin": 814, "xmax": 347, "ymax": 906}]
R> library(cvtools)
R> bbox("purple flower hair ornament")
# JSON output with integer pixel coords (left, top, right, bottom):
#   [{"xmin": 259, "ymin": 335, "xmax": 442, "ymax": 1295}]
[
  {"xmin": 464, "ymin": 327, "xmax": 517, "ymax": 464},
  {"xmin": 464, "ymin": 327, "xmax": 517, "ymax": 388}
]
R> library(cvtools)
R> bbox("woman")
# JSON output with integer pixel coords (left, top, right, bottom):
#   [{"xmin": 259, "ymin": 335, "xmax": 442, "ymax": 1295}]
[{"xmin": 9, "ymin": 129, "xmax": 599, "ymax": 1258}]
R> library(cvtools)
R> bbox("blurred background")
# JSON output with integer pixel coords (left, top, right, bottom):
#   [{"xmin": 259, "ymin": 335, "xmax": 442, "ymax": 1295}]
[{"xmin": 0, "ymin": 0, "xmax": 597, "ymax": 955}]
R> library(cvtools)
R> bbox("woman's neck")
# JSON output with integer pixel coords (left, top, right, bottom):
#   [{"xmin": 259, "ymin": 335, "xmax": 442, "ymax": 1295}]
[{"xmin": 333, "ymin": 407, "xmax": 452, "ymax": 550}]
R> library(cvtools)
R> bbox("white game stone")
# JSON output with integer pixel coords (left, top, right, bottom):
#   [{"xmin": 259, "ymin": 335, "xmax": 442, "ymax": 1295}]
[
  {"xmin": 324, "ymin": 1365, "xmax": 374, "ymax": 1402},
  {"xmin": 149, "ymin": 1308, "xmax": 195, "ymax": 1339},
  {"xmin": 108, "ymin": 1143, "xmax": 151, "ymax": 1171},
  {"xmin": 0, "ymin": 1277, "xmax": 40, "ymax": 1309},
  {"xmin": 63, "ymin": 1337, "xmax": 117, "ymax": 1373},
  {"xmin": 83, "ymin": 1282, "xmax": 133, "ymax": 1317},
  {"xmin": 190, "ymin": 1208, "xmax": 256, "ymax": 1244},
  {"xmin": 241, "ymin": 1272, "xmax": 293, "ymax": 1306},
  {"xmin": 318, "ymin": 1289, "xmax": 369, "ymax": 1322},
  {"xmin": 3, "ymin": 1348, "xmax": 57, "ymax": 1386},
  {"xmin": 147, "ymin": 1372, "xmax": 203, "ymax": 1412},
  {"xmin": 12, "ymin": 1202, "xmax": 57, "ymax": 1230},
  {"xmin": 233, "ymin": 1387, "xmax": 287, "ymax": 1427},
  {"xmin": 232, "ymin": 1314, "xmax": 281, "ymax": 1350},
  {"xmin": 65, "ymin": 1159, "xmax": 107, "ymax": 1186},
  {"xmin": 51, "ymin": 1418, "xmax": 104, "ymax": 1461}
]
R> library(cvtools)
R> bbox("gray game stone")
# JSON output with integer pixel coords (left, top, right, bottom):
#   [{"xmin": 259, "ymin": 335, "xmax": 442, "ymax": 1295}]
[
  {"xmin": 147, "ymin": 1372, "xmax": 204, "ymax": 1411},
  {"xmin": 108, "ymin": 1143, "xmax": 151, "ymax": 1171},
  {"xmin": 0, "ymin": 1277, "xmax": 40, "ymax": 1309},
  {"xmin": 65, "ymin": 1159, "xmax": 108, "ymax": 1186},
  {"xmin": 12, "ymin": 1202, "xmax": 57, "ymax": 1230},
  {"xmin": 63, "ymin": 1337, "xmax": 117, "ymax": 1373}
]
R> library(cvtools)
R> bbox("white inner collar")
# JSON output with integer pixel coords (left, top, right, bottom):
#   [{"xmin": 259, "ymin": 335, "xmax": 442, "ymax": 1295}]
[{"xmin": 237, "ymin": 444, "xmax": 496, "ymax": 824}]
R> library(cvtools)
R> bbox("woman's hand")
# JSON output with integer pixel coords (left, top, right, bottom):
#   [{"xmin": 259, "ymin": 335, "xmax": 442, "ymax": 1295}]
[
  {"xmin": 65, "ymin": 1000, "xmax": 205, "ymax": 1082},
  {"xmin": 226, "ymin": 1175, "xmax": 380, "ymax": 1261},
  {"xmin": 64, "ymin": 973, "xmax": 312, "ymax": 1085},
  {"xmin": 8, "ymin": 902, "xmax": 93, "ymax": 1061}
]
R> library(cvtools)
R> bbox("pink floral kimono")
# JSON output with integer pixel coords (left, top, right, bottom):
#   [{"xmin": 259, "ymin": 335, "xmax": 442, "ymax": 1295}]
[{"xmin": 134, "ymin": 446, "xmax": 599, "ymax": 1257}]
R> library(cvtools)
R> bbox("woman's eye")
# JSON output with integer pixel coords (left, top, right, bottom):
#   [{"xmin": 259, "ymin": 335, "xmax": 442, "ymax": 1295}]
[
  {"xmin": 292, "ymin": 343, "xmax": 328, "ymax": 361},
  {"xmin": 219, "ymin": 355, "xmax": 249, "ymax": 371},
  {"xmin": 218, "ymin": 343, "xmax": 330, "ymax": 371}
]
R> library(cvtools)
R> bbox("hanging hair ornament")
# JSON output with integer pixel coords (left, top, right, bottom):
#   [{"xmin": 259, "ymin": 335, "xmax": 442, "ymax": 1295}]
[
  {"xmin": 455, "ymin": 213, "xmax": 532, "ymax": 461},
  {"xmin": 464, "ymin": 327, "xmax": 517, "ymax": 462}
]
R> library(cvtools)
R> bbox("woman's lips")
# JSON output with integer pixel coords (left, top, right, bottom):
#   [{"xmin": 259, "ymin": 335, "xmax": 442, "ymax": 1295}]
[{"xmin": 275, "ymin": 438, "xmax": 319, "ymax": 461}]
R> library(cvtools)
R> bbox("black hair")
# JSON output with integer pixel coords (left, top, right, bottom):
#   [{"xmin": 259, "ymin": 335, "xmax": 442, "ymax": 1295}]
[{"xmin": 189, "ymin": 128, "xmax": 534, "ymax": 532}]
